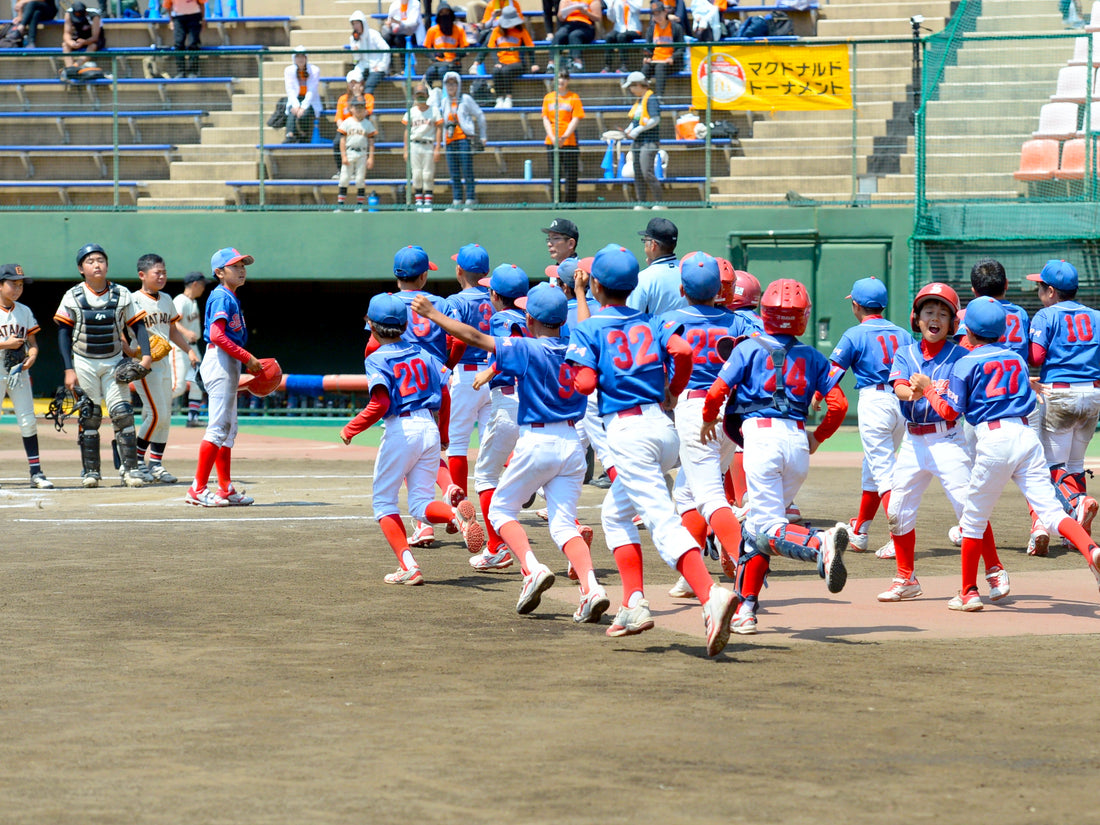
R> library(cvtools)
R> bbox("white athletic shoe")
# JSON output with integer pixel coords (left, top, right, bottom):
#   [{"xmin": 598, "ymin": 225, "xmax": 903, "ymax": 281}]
[
  {"xmin": 1077, "ymin": 496, "xmax": 1098, "ymax": 536},
  {"xmin": 81, "ymin": 471, "xmax": 100, "ymax": 488},
  {"xmin": 847, "ymin": 518, "xmax": 869, "ymax": 552},
  {"xmin": 516, "ymin": 564, "xmax": 555, "ymax": 614},
  {"xmin": 948, "ymin": 590, "xmax": 983, "ymax": 612},
  {"xmin": 948, "ymin": 525, "xmax": 963, "ymax": 546},
  {"xmin": 536, "ymin": 508, "xmax": 549, "ymax": 521},
  {"xmin": 632, "ymin": 514, "xmax": 646, "ymax": 529},
  {"xmin": 573, "ymin": 585, "xmax": 611, "ymax": 624},
  {"xmin": 186, "ymin": 486, "xmax": 227, "ymax": 507},
  {"xmin": 702, "ymin": 585, "xmax": 737, "ymax": 657},
  {"xmin": 222, "ymin": 484, "xmax": 254, "ymax": 506},
  {"xmin": 445, "ymin": 483, "xmax": 466, "ymax": 508},
  {"xmin": 730, "ymin": 599, "xmax": 758, "ymax": 635},
  {"xmin": 786, "ymin": 503, "xmax": 802, "ymax": 524},
  {"xmin": 877, "ymin": 576, "xmax": 922, "ymax": 602},
  {"xmin": 1027, "ymin": 524, "xmax": 1050, "ymax": 557},
  {"xmin": 148, "ymin": 463, "xmax": 178, "ymax": 484},
  {"xmin": 985, "ymin": 565, "xmax": 1011, "ymax": 601},
  {"xmin": 133, "ymin": 463, "xmax": 155, "ymax": 484},
  {"xmin": 1088, "ymin": 547, "xmax": 1100, "ymax": 592},
  {"xmin": 875, "ymin": 540, "xmax": 896, "ymax": 560},
  {"xmin": 30, "ymin": 472, "xmax": 54, "ymax": 490},
  {"xmin": 384, "ymin": 566, "xmax": 424, "ymax": 586},
  {"xmin": 819, "ymin": 523, "xmax": 849, "ymax": 594},
  {"xmin": 469, "ymin": 547, "xmax": 513, "ymax": 572},
  {"xmin": 409, "ymin": 521, "xmax": 436, "ymax": 548},
  {"xmin": 606, "ymin": 600, "xmax": 655, "ymax": 637},
  {"xmin": 667, "ymin": 575, "xmax": 695, "ymax": 599},
  {"xmin": 453, "ymin": 499, "xmax": 485, "ymax": 554},
  {"xmin": 120, "ymin": 468, "xmax": 144, "ymax": 488}
]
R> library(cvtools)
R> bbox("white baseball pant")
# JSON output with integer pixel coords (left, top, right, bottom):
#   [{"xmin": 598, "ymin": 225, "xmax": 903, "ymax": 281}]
[
  {"xmin": 199, "ymin": 346, "xmax": 241, "ymax": 449},
  {"xmin": 410, "ymin": 142, "xmax": 435, "ymax": 191},
  {"xmin": 887, "ymin": 423, "xmax": 971, "ymax": 536},
  {"xmin": 372, "ymin": 408, "xmax": 442, "ymax": 521},
  {"xmin": 339, "ymin": 150, "xmax": 368, "ymax": 188},
  {"xmin": 1039, "ymin": 383, "xmax": 1100, "ymax": 474},
  {"xmin": 447, "ymin": 365, "xmax": 491, "ymax": 458},
  {"xmin": 135, "ymin": 360, "xmax": 173, "ymax": 443},
  {"xmin": 473, "ymin": 387, "xmax": 519, "ymax": 493},
  {"xmin": 2, "ymin": 361, "xmax": 37, "ymax": 436},
  {"xmin": 170, "ymin": 345, "xmax": 201, "ymax": 401},
  {"xmin": 488, "ymin": 421, "xmax": 585, "ymax": 548},
  {"xmin": 672, "ymin": 391, "xmax": 735, "ymax": 520},
  {"xmin": 600, "ymin": 403, "xmax": 697, "ymax": 567},
  {"xmin": 74, "ymin": 353, "xmax": 128, "ymax": 409},
  {"xmin": 741, "ymin": 417, "xmax": 811, "ymax": 539},
  {"xmin": 576, "ymin": 390, "xmax": 613, "ymax": 470},
  {"xmin": 857, "ymin": 386, "xmax": 905, "ymax": 494}
]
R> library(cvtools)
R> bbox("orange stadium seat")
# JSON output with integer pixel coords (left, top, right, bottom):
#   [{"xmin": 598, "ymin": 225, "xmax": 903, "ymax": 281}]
[
  {"xmin": 1053, "ymin": 137, "xmax": 1094, "ymax": 179},
  {"xmin": 1014, "ymin": 139, "xmax": 1060, "ymax": 181}
]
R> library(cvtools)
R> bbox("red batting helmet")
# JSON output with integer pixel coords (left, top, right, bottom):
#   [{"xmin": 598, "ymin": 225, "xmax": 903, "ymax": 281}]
[
  {"xmin": 910, "ymin": 282, "xmax": 960, "ymax": 334},
  {"xmin": 245, "ymin": 357, "xmax": 283, "ymax": 397},
  {"xmin": 728, "ymin": 269, "xmax": 762, "ymax": 310},
  {"xmin": 760, "ymin": 279, "xmax": 811, "ymax": 336}
]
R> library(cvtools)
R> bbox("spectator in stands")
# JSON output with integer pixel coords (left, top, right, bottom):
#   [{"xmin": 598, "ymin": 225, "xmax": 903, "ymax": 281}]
[
  {"xmin": 336, "ymin": 96, "xmax": 377, "ymax": 211},
  {"xmin": 654, "ymin": 0, "xmax": 687, "ymax": 24},
  {"xmin": 689, "ymin": 0, "xmax": 721, "ymax": 41},
  {"xmin": 440, "ymin": 70, "xmax": 487, "ymax": 210},
  {"xmin": 348, "ymin": 10, "xmax": 391, "ymax": 94},
  {"xmin": 642, "ymin": 0, "xmax": 683, "ymax": 98},
  {"xmin": 162, "ymin": 0, "xmax": 204, "ymax": 78},
  {"xmin": 468, "ymin": 0, "xmax": 523, "ymax": 74},
  {"xmin": 403, "ymin": 82, "xmax": 444, "ymax": 211},
  {"xmin": 382, "ymin": 0, "xmax": 427, "ymax": 73},
  {"xmin": 622, "ymin": 70, "xmax": 662, "ymax": 206},
  {"xmin": 552, "ymin": 0, "xmax": 601, "ymax": 72},
  {"xmin": 283, "ymin": 46, "xmax": 322, "ymax": 144},
  {"xmin": 12, "ymin": 0, "xmax": 57, "ymax": 48},
  {"xmin": 61, "ymin": 2, "xmax": 105, "ymax": 71},
  {"xmin": 332, "ymin": 70, "xmax": 375, "ymax": 174},
  {"xmin": 423, "ymin": 5, "xmax": 469, "ymax": 87},
  {"xmin": 603, "ymin": 0, "xmax": 644, "ymax": 74},
  {"xmin": 488, "ymin": 5, "xmax": 537, "ymax": 109},
  {"xmin": 542, "ymin": 66, "xmax": 584, "ymax": 203}
]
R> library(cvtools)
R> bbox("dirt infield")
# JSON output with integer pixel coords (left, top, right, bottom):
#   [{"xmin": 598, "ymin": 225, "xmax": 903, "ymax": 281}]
[{"xmin": 3, "ymin": 424, "xmax": 1100, "ymax": 824}]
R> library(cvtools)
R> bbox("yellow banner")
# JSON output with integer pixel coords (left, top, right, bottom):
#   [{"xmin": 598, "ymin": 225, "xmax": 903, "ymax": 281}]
[{"xmin": 690, "ymin": 44, "xmax": 852, "ymax": 111}]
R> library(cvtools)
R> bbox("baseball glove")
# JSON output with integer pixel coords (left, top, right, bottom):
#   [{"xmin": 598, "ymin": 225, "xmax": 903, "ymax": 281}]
[
  {"xmin": 114, "ymin": 357, "xmax": 152, "ymax": 384},
  {"xmin": 3, "ymin": 345, "xmax": 26, "ymax": 372},
  {"xmin": 143, "ymin": 334, "xmax": 172, "ymax": 362}
]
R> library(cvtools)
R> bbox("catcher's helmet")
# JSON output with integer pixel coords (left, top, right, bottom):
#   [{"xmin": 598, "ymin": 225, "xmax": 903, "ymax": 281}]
[
  {"xmin": 76, "ymin": 243, "xmax": 107, "ymax": 268},
  {"xmin": 760, "ymin": 278, "xmax": 811, "ymax": 336},
  {"xmin": 245, "ymin": 358, "xmax": 283, "ymax": 398},
  {"xmin": 910, "ymin": 282, "xmax": 960, "ymax": 334},
  {"xmin": 728, "ymin": 269, "xmax": 762, "ymax": 310}
]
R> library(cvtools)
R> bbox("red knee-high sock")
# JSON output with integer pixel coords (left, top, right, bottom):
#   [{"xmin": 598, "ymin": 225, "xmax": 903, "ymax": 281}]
[
  {"xmin": 379, "ymin": 513, "xmax": 413, "ymax": 565},
  {"xmin": 612, "ymin": 542, "xmax": 644, "ymax": 606},
  {"xmin": 214, "ymin": 446, "xmax": 232, "ymax": 492},
  {"xmin": 723, "ymin": 468, "xmax": 736, "ymax": 505},
  {"xmin": 980, "ymin": 522, "xmax": 1002, "ymax": 571},
  {"xmin": 193, "ymin": 439, "xmax": 219, "ymax": 490},
  {"xmin": 607, "ymin": 465, "xmax": 617, "ymax": 482},
  {"xmin": 423, "ymin": 501, "xmax": 456, "ymax": 524},
  {"xmin": 448, "ymin": 455, "xmax": 469, "ymax": 494},
  {"xmin": 855, "ymin": 490, "xmax": 882, "ymax": 533},
  {"xmin": 960, "ymin": 536, "xmax": 982, "ymax": 594},
  {"xmin": 1058, "ymin": 517, "xmax": 1100, "ymax": 563},
  {"xmin": 879, "ymin": 490, "xmax": 891, "ymax": 516},
  {"xmin": 479, "ymin": 488, "xmax": 503, "ymax": 551},
  {"xmin": 1028, "ymin": 503, "xmax": 1041, "ymax": 528},
  {"xmin": 731, "ymin": 452, "xmax": 747, "ymax": 506},
  {"xmin": 740, "ymin": 553, "xmax": 768, "ymax": 599},
  {"xmin": 680, "ymin": 508, "xmax": 708, "ymax": 547},
  {"xmin": 893, "ymin": 529, "xmax": 916, "ymax": 580},
  {"xmin": 676, "ymin": 549, "xmax": 714, "ymax": 604},
  {"xmin": 710, "ymin": 507, "xmax": 743, "ymax": 562},
  {"xmin": 561, "ymin": 535, "xmax": 595, "ymax": 589},
  {"xmin": 436, "ymin": 459, "xmax": 455, "ymax": 492},
  {"xmin": 498, "ymin": 520, "xmax": 534, "ymax": 574}
]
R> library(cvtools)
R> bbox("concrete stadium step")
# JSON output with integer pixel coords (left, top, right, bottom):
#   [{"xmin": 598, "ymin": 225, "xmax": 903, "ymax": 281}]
[
  {"xmin": 954, "ymin": 42, "xmax": 1069, "ymax": 65},
  {"xmin": 200, "ymin": 125, "xmax": 288, "ymax": 145},
  {"xmin": 741, "ymin": 136, "xmax": 879, "ymax": 154},
  {"xmin": 729, "ymin": 155, "xmax": 866, "ymax": 176},
  {"xmin": 938, "ymin": 64, "xmax": 1066, "ymax": 85},
  {"xmin": 818, "ymin": 18, "xmax": 949, "ymax": 37},
  {"xmin": 820, "ymin": 0, "xmax": 953, "ymax": 20},
  {"xmin": 713, "ymin": 173, "xmax": 859, "ymax": 196},
  {"xmin": 169, "ymin": 161, "xmax": 259, "ymax": 181},
  {"xmin": 926, "ymin": 98, "xmax": 1043, "ymax": 119},
  {"xmin": 176, "ymin": 145, "xmax": 261, "ymax": 163},
  {"xmin": 884, "ymin": 171, "xmax": 1017, "ymax": 194},
  {"xmin": 137, "ymin": 197, "xmax": 230, "ymax": 209},
  {"xmin": 936, "ymin": 80, "xmax": 1062, "ymax": 100},
  {"xmin": 902, "ymin": 152, "xmax": 1020, "ymax": 174},
  {"xmin": 924, "ymin": 115, "xmax": 1039, "ymax": 136},
  {"xmin": 973, "ymin": 13, "xmax": 1068, "ymax": 33},
  {"xmin": 752, "ymin": 119, "xmax": 889, "ymax": 140},
  {"xmin": 142, "ymin": 180, "xmax": 233, "ymax": 199},
  {"xmin": 919, "ymin": 134, "xmax": 1034, "ymax": 154}
]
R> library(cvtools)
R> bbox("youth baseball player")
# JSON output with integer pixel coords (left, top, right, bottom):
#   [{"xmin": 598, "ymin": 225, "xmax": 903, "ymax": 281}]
[
  {"xmin": 700, "ymin": 278, "xmax": 850, "ymax": 635},
  {"xmin": 412, "ymin": 284, "xmax": 609, "ymax": 621},
  {"xmin": 1027, "ymin": 259, "xmax": 1100, "ymax": 540},
  {"xmin": 827, "ymin": 276, "xmax": 909, "ymax": 557},
  {"xmin": 54, "ymin": 243, "xmax": 153, "ymax": 488},
  {"xmin": 171, "ymin": 271, "xmax": 207, "ymax": 428},
  {"xmin": 923, "ymin": 296, "xmax": 1100, "ymax": 609},
  {"xmin": 566, "ymin": 243, "xmax": 738, "ymax": 658},
  {"xmin": 131, "ymin": 253, "xmax": 200, "ymax": 484},
  {"xmin": 0, "ymin": 263, "xmax": 53, "ymax": 489},
  {"xmin": 718, "ymin": 265, "xmax": 763, "ymax": 512},
  {"xmin": 342, "ymin": 293, "xmax": 484, "ymax": 586}
]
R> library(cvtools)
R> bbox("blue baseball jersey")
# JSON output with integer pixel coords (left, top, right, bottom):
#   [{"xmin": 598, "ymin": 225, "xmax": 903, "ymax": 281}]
[
  {"xmin": 734, "ymin": 308, "xmax": 764, "ymax": 336},
  {"xmin": 562, "ymin": 296, "xmax": 601, "ymax": 342},
  {"xmin": 447, "ymin": 286, "xmax": 494, "ymax": 366},
  {"xmin": 956, "ymin": 299, "xmax": 1029, "ymax": 362},
  {"xmin": 889, "ymin": 340, "xmax": 967, "ymax": 424},
  {"xmin": 204, "ymin": 284, "xmax": 247, "ymax": 347},
  {"xmin": 487, "ymin": 307, "xmax": 528, "ymax": 390},
  {"xmin": 393, "ymin": 290, "xmax": 451, "ymax": 361},
  {"xmin": 566, "ymin": 305, "xmax": 682, "ymax": 415},
  {"xmin": 493, "ymin": 335, "xmax": 587, "ymax": 425},
  {"xmin": 365, "ymin": 342, "xmax": 447, "ymax": 417},
  {"xmin": 943, "ymin": 343, "xmax": 1035, "ymax": 425},
  {"xmin": 717, "ymin": 333, "xmax": 834, "ymax": 422},
  {"xmin": 1029, "ymin": 300, "xmax": 1100, "ymax": 382},
  {"xmin": 829, "ymin": 316, "xmax": 912, "ymax": 388},
  {"xmin": 659, "ymin": 304, "xmax": 759, "ymax": 390}
]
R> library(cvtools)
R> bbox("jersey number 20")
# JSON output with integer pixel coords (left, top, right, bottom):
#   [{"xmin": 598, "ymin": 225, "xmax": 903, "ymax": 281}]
[{"xmin": 396, "ymin": 358, "xmax": 431, "ymax": 396}]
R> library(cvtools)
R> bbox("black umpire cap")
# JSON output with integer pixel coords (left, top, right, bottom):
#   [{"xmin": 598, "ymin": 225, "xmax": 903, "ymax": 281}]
[{"xmin": 541, "ymin": 218, "xmax": 579, "ymax": 240}]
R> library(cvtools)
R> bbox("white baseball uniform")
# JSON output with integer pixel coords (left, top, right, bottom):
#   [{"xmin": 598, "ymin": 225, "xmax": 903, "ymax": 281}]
[
  {"xmin": 0, "ymin": 300, "xmax": 40, "ymax": 438},
  {"xmin": 171, "ymin": 291, "xmax": 202, "ymax": 400},
  {"xmin": 132, "ymin": 288, "xmax": 179, "ymax": 444}
]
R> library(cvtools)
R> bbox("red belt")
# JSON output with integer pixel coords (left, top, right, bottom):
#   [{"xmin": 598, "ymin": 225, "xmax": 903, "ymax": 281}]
[
  {"xmin": 1051, "ymin": 380, "xmax": 1100, "ymax": 388},
  {"xmin": 399, "ymin": 411, "xmax": 412, "ymax": 418},
  {"xmin": 987, "ymin": 417, "xmax": 1028, "ymax": 430},
  {"xmin": 868, "ymin": 383, "xmax": 889, "ymax": 391},
  {"xmin": 686, "ymin": 389, "xmax": 709, "ymax": 399},
  {"xmin": 617, "ymin": 405, "xmax": 643, "ymax": 417},
  {"xmin": 530, "ymin": 419, "xmax": 576, "ymax": 428},
  {"xmin": 461, "ymin": 364, "xmax": 481, "ymax": 371},
  {"xmin": 499, "ymin": 386, "xmax": 515, "ymax": 395},
  {"xmin": 754, "ymin": 418, "xmax": 804, "ymax": 430},
  {"xmin": 907, "ymin": 420, "xmax": 955, "ymax": 436}
]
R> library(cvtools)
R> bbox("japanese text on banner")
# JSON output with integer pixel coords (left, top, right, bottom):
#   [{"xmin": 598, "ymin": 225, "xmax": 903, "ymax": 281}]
[{"xmin": 690, "ymin": 44, "xmax": 852, "ymax": 111}]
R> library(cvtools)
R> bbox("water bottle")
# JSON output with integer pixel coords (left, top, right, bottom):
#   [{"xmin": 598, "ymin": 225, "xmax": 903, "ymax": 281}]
[
  {"xmin": 523, "ymin": 159, "xmax": 532, "ymax": 181},
  {"xmin": 367, "ymin": 190, "xmax": 379, "ymax": 212}
]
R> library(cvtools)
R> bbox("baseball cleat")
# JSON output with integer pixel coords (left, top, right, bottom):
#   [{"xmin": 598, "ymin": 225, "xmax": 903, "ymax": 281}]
[
  {"xmin": 1077, "ymin": 496, "xmax": 1098, "ymax": 537},
  {"xmin": 445, "ymin": 483, "xmax": 466, "ymax": 508},
  {"xmin": 148, "ymin": 463, "xmax": 178, "ymax": 484},
  {"xmin": 1088, "ymin": 547, "xmax": 1100, "ymax": 592},
  {"xmin": 1027, "ymin": 524, "xmax": 1050, "ymax": 557},
  {"xmin": 221, "ymin": 484, "xmax": 254, "ymax": 506},
  {"xmin": 877, "ymin": 576, "xmax": 922, "ymax": 602},
  {"xmin": 120, "ymin": 468, "xmax": 144, "ymax": 488},
  {"xmin": 516, "ymin": 564, "xmax": 555, "ymax": 614},
  {"xmin": 820, "ymin": 523, "xmax": 849, "ymax": 594},
  {"xmin": 875, "ymin": 540, "xmax": 896, "ymax": 559},
  {"xmin": 606, "ymin": 600, "xmax": 655, "ymax": 637},
  {"xmin": 785, "ymin": 503, "xmax": 802, "ymax": 524},
  {"xmin": 668, "ymin": 575, "xmax": 695, "ymax": 599},
  {"xmin": 985, "ymin": 565, "xmax": 1011, "ymax": 601},
  {"xmin": 186, "ymin": 486, "xmax": 227, "ymax": 507},
  {"xmin": 30, "ymin": 472, "xmax": 54, "ymax": 490},
  {"xmin": 384, "ymin": 566, "xmax": 424, "ymax": 586},
  {"xmin": 632, "ymin": 514, "xmax": 646, "ymax": 529},
  {"xmin": 133, "ymin": 463, "xmax": 155, "ymax": 484},
  {"xmin": 948, "ymin": 589, "xmax": 983, "ymax": 612},
  {"xmin": 847, "ymin": 519, "xmax": 869, "ymax": 552},
  {"xmin": 453, "ymin": 499, "xmax": 485, "ymax": 554},
  {"xmin": 409, "ymin": 521, "xmax": 436, "ymax": 548},
  {"xmin": 81, "ymin": 471, "xmax": 101, "ymax": 488},
  {"xmin": 536, "ymin": 508, "xmax": 549, "ymax": 521},
  {"xmin": 948, "ymin": 525, "xmax": 963, "ymax": 546},
  {"xmin": 730, "ymin": 599, "xmax": 758, "ymax": 635},
  {"xmin": 702, "ymin": 585, "xmax": 738, "ymax": 657},
  {"xmin": 469, "ymin": 547, "xmax": 513, "ymax": 572},
  {"xmin": 573, "ymin": 585, "xmax": 611, "ymax": 624}
]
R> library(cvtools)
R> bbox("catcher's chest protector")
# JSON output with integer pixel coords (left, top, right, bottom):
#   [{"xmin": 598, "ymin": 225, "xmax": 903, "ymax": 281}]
[{"xmin": 73, "ymin": 284, "xmax": 124, "ymax": 358}]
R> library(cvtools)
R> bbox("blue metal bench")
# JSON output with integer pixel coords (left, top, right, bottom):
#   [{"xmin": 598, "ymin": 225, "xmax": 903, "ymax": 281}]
[
  {"xmin": 0, "ymin": 143, "xmax": 174, "ymax": 177},
  {"xmin": 0, "ymin": 109, "xmax": 205, "ymax": 142}
]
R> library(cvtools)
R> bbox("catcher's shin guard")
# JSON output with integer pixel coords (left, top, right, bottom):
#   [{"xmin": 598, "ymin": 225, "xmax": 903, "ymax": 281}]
[
  {"xmin": 755, "ymin": 523, "xmax": 820, "ymax": 564},
  {"xmin": 1051, "ymin": 464, "xmax": 1083, "ymax": 517},
  {"xmin": 78, "ymin": 428, "xmax": 101, "ymax": 474},
  {"xmin": 110, "ymin": 403, "xmax": 139, "ymax": 470}
]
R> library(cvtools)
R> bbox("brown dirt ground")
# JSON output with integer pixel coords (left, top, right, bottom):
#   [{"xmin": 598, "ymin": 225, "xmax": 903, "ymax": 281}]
[{"xmin": 3, "ymin": 425, "xmax": 1100, "ymax": 825}]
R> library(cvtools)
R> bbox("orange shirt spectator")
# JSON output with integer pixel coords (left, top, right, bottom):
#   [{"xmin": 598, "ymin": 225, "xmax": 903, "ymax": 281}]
[
  {"xmin": 542, "ymin": 72, "xmax": 584, "ymax": 148},
  {"xmin": 488, "ymin": 20, "xmax": 533, "ymax": 66}
]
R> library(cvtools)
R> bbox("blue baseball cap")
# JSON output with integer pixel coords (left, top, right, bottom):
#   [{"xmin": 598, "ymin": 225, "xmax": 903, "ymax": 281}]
[
  {"xmin": 846, "ymin": 276, "xmax": 888, "ymax": 309},
  {"xmin": 516, "ymin": 282, "xmax": 568, "ymax": 326},
  {"xmin": 591, "ymin": 244, "xmax": 639, "ymax": 292},
  {"xmin": 367, "ymin": 292, "xmax": 408, "ymax": 326},
  {"xmin": 451, "ymin": 243, "xmax": 490, "ymax": 275},
  {"xmin": 552, "ymin": 257, "xmax": 579, "ymax": 284},
  {"xmin": 210, "ymin": 247, "xmax": 253, "ymax": 276},
  {"xmin": 1027, "ymin": 259, "xmax": 1078, "ymax": 291},
  {"xmin": 962, "ymin": 296, "xmax": 1006, "ymax": 340},
  {"xmin": 393, "ymin": 245, "xmax": 438, "ymax": 279},
  {"xmin": 680, "ymin": 252, "xmax": 721, "ymax": 301},
  {"xmin": 479, "ymin": 263, "xmax": 530, "ymax": 299}
]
